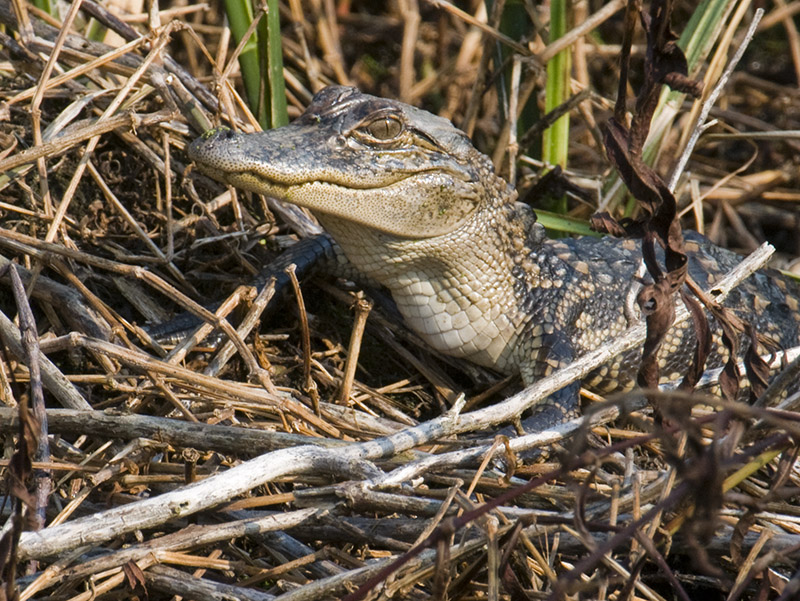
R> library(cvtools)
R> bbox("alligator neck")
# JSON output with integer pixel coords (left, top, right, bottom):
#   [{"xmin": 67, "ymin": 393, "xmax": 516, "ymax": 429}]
[{"xmin": 317, "ymin": 201, "xmax": 540, "ymax": 373}]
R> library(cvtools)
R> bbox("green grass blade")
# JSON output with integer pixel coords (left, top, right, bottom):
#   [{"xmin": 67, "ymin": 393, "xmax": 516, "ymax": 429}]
[
  {"xmin": 32, "ymin": 0, "xmax": 56, "ymax": 17},
  {"xmin": 534, "ymin": 209, "xmax": 600, "ymax": 237},
  {"xmin": 264, "ymin": 0, "xmax": 287, "ymax": 127},
  {"xmin": 541, "ymin": 0, "xmax": 571, "ymax": 214},
  {"xmin": 224, "ymin": 0, "xmax": 263, "ymax": 126}
]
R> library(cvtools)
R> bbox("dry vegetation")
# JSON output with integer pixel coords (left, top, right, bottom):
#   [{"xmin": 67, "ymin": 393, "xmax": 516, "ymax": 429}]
[{"xmin": 1, "ymin": 0, "xmax": 800, "ymax": 599}]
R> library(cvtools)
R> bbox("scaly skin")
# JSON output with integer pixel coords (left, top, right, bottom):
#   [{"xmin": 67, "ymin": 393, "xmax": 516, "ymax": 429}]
[{"xmin": 188, "ymin": 86, "xmax": 800, "ymax": 426}]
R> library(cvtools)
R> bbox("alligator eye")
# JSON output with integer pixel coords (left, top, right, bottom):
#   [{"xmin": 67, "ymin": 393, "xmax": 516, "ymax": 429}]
[{"xmin": 364, "ymin": 116, "xmax": 404, "ymax": 140}]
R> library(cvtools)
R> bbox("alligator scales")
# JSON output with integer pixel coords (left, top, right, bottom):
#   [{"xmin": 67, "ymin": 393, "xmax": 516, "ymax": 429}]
[{"xmin": 187, "ymin": 86, "xmax": 800, "ymax": 427}]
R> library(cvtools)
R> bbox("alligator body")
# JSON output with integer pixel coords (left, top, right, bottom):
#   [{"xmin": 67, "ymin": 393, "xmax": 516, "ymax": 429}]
[{"xmin": 188, "ymin": 86, "xmax": 800, "ymax": 425}]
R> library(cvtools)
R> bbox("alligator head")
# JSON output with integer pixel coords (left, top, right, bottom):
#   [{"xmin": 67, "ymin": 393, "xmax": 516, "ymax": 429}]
[{"xmin": 187, "ymin": 86, "xmax": 510, "ymax": 239}]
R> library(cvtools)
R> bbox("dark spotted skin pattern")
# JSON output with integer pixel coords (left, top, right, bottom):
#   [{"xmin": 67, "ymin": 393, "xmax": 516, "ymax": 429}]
[{"xmin": 187, "ymin": 86, "xmax": 800, "ymax": 428}]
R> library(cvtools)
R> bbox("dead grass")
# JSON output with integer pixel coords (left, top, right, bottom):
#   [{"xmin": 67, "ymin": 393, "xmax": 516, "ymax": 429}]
[{"xmin": 0, "ymin": 1, "xmax": 800, "ymax": 600}]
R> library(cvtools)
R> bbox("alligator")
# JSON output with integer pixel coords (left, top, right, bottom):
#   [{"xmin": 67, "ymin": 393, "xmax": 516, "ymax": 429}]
[{"xmin": 187, "ymin": 85, "xmax": 800, "ymax": 427}]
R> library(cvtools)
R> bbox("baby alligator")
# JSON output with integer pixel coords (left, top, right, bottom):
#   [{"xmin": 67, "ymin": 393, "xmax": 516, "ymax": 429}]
[{"xmin": 187, "ymin": 85, "xmax": 800, "ymax": 427}]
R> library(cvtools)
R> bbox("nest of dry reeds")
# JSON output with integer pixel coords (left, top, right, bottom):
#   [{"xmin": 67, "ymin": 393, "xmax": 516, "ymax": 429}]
[{"xmin": 1, "ymin": 1, "xmax": 800, "ymax": 600}]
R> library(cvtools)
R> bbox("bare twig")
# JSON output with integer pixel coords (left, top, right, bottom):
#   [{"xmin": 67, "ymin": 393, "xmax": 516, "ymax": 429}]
[
  {"xmin": 0, "ymin": 409, "xmax": 343, "ymax": 454},
  {"xmin": 0, "ymin": 311, "xmax": 91, "ymax": 411},
  {"xmin": 339, "ymin": 296, "xmax": 372, "ymax": 405},
  {"xmin": 7, "ymin": 265, "xmax": 50, "ymax": 533}
]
